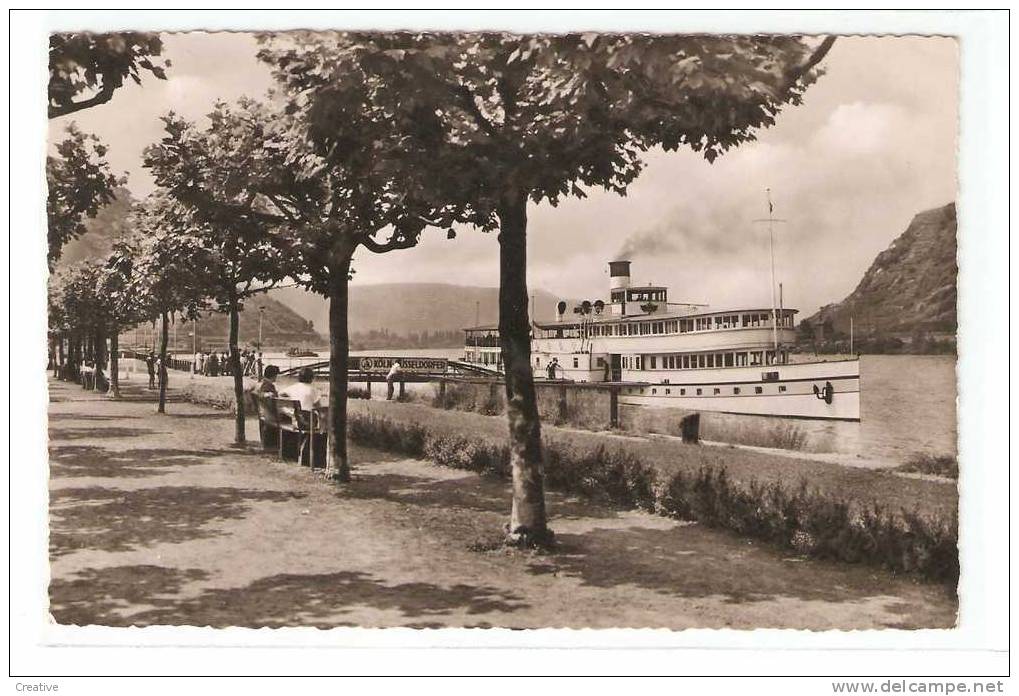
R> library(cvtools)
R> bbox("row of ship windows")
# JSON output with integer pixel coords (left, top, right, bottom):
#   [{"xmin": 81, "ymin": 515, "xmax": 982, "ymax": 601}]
[
  {"xmin": 568, "ymin": 313, "xmax": 792, "ymax": 338},
  {"xmin": 622, "ymin": 351, "xmax": 785, "ymax": 370},
  {"xmin": 630, "ymin": 385, "xmax": 789, "ymax": 396}
]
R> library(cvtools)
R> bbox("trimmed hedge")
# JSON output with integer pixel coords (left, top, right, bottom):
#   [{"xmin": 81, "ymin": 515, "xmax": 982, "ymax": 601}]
[
  {"xmin": 897, "ymin": 453, "xmax": 959, "ymax": 479},
  {"xmin": 347, "ymin": 412, "xmax": 959, "ymax": 589}
]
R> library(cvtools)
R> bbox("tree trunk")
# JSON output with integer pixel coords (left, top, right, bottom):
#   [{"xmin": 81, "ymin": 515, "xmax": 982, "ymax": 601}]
[
  {"xmin": 326, "ymin": 255, "xmax": 353, "ymax": 481},
  {"xmin": 109, "ymin": 331, "xmax": 120, "ymax": 398},
  {"xmin": 229, "ymin": 301, "xmax": 246, "ymax": 444},
  {"xmin": 93, "ymin": 325, "xmax": 107, "ymax": 392},
  {"xmin": 497, "ymin": 191, "xmax": 552, "ymax": 547},
  {"xmin": 56, "ymin": 334, "xmax": 65, "ymax": 379},
  {"xmin": 158, "ymin": 311, "xmax": 169, "ymax": 413}
]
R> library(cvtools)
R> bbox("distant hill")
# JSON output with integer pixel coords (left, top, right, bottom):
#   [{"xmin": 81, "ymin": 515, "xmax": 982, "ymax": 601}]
[
  {"xmin": 57, "ymin": 187, "xmax": 135, "ymax": 268},
  {"xmin": 52, "ymin": 193, "xmax": 323, "ymax": 351},
  {"xmin": 270, "ymin": 283, "xmax": 563, "ymax": 337},
  {"xmin": 172, "ymin": 296, "xmax": 322, "ymax": 352},
  {"xmin": 55, "ymin": 194, "xmax": 572, "ymax": 348},
  {"xmin": 802, "ymin": 202, "xmax": 957, "ymax": 351}
]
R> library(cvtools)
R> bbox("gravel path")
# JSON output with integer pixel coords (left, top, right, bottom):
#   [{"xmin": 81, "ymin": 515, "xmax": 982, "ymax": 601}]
[{"xmin": 47, "ymin": 378, "xmax": 957, "ymax": 629}]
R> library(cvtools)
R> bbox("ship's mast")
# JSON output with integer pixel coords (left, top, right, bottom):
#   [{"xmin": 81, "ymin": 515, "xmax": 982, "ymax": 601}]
[{"xmin": 754, "ymin": 188, "xmax": 785, "ymax": 356}]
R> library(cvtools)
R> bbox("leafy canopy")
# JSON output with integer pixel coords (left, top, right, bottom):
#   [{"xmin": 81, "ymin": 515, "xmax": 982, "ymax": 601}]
[
  {"xmin": 46, "ymin": 124, "xmax": 123, "ymax": 268},
  {"xmin": 143, "ymin": 107, "xmax": 300, "ymax": 310},
  {"xmin": 145, "ymin": 98, "xmax": 457, "ymax": 295},
  {"xmin": 258, "ymin": 32, "xmax": 834, "ymax": 224},
  {"xmin": 49, "ymin": 32, "xmax": 169, "ymax": 119},
  {"xmin": 122, "ymin": 195, "xmax": 209, "ymax": 323}
]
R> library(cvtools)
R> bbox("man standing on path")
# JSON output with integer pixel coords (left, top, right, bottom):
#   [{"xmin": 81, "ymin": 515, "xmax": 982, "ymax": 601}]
[
  {"xmin": 157, "ymin": 354, "xmax": 168, "ymax": 392},
  {"xmin": 386, "ymin": 361, "xmax": 402, "ymax": 400},
  {"xmin": 546, "ymin": 357, "xmax": 559, "ymax": 381},
  {"xmin": 146, "ymin": 351, "xmax": 156, "ymax": 390}
]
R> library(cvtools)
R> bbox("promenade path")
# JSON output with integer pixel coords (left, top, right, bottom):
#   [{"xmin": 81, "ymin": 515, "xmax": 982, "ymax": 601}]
[{"xmin": 48, "ymin": 378, "xmax": 957, "ymax": 629}]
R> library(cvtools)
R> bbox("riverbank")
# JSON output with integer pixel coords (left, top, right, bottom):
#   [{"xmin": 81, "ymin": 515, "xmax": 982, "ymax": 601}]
[
  {"xmin": 48, "ymin": 378, "xmax": 957, "ymax": 629},
  {"xmin": 171, "ymin": 372, "xmax": 958, "ymax": 517}
]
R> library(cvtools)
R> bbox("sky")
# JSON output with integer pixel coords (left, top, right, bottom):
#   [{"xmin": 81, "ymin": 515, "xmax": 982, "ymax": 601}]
[{"xmin": 49, "ymin": 33, "xmax": 958, "ymax": 317}]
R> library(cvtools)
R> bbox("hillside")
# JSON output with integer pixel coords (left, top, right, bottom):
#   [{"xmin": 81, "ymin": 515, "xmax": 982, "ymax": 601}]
[
  {"xmin": 55, "ymin": 194, "xmax": 568, "ymax": 348},
  {"xmin": 57, "ymin": 187, "xmax": 135, "ymax": 268},
  {"xmin": 803, "ymin": 202, "xmax": 957, "ymax": 350},
  {"xmin": 52, "ymin": 194, "xmax": 324, "ymax": 351},
  {"xmin": 270, "ymin": 284, "xmax": 562, "ymax": 336},
  {"xmin": 181, "ymin": 296, "xmax": 322, "ymax": 351}
]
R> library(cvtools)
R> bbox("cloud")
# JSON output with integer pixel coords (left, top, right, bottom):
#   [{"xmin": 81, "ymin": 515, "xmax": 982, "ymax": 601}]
[
  {"xmin": 47, "ymin": 33, "xmax": 957, "ymax": 320},
  {"xmin": 813, "ymin": 102, "xmax": 906, "ymax": 155}
]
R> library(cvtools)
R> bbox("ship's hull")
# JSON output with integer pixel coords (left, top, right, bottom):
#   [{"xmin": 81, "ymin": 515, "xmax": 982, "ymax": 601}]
[{"xmin": 616, "ymin": 359, "xmax": 860, "ymax": 421}]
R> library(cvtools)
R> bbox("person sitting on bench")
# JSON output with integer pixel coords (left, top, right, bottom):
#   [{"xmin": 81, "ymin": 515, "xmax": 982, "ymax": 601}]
[
  {"xmin": 279, "ymin": 367, "xmax": 321, "ymax": 412},
  {"xmin": 257, "ymin": 364, "xmax": 279, "ymax": 395}
]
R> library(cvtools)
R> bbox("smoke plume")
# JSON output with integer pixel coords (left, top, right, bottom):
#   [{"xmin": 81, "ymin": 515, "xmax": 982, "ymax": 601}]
[{"xmin": 615, "ymin": 228, "xmax": 681, "ymax": 259}]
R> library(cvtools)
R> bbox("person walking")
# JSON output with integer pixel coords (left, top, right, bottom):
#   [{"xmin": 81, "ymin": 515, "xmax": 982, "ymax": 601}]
[
  {"xmin": 386, "ymin": 361, "xmax": 402, "ymax": 400},
  {"xmin": 546, "ymin": 357, "xmax": 559, "ymax": 381},
  {"xmin": 146, "ymin": 351, "xmax": 157, "ymax": 389},
  {"xmin": 157, "ymin": 354, "xmax": 168, "ymax": 392}
]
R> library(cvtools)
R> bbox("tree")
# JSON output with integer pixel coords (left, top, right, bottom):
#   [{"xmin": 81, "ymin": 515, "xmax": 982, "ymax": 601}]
[
  {"xmin": 259, "ymin": 32, "xmax": 835, "ymax": 545},
  {"xmin": 47, "ymin": 124, "xmax": 123, "ymax": 268},
  {"xmin": 99, "ymin": 241, "xmax": 150, "ymax": 398},
  {"xmin": 144, "ymin": 112, "xmax": 298, "ymax": 442},
  {"xmin": 50, "ymin": 262, "xmax": 116, "ymax": 392},
  {"xmin": 146, "ymin": 97, "xmax": 454, "ymax": 479},
  {"xmin": 127, "ymin": 198, "xmax": 208, "ymax": 413},
  {"xmin": 49, "ymin": 32, "xmax": 169, "ymax": 119}
]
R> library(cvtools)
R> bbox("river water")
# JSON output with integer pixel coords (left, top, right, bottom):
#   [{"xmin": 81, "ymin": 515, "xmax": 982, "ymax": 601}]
[{"xmin": 259, "ymin": 349, "xmax": 956, "ymax": 467}]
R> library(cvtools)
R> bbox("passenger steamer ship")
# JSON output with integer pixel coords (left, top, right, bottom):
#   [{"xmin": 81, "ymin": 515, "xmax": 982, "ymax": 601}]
[{"xmin": 463, "ymin": 260, "xmax": 861, "ymax": 422}]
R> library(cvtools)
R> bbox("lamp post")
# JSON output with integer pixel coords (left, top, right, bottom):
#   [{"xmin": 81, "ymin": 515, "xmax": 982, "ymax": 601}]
[{"xmin": 258, "ymin": 306, "xmax": 266, "ymax": 350}]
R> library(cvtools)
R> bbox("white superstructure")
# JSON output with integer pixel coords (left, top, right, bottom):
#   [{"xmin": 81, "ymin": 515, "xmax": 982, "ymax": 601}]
[{"xmin": 463, "ymin": 260, "xmax": 861, "ymax": 421}]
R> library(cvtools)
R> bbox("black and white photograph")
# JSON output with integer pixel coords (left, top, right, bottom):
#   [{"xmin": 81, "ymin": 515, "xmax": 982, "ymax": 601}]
[{"xmin": 8, "ymin": 7, "xmax": 1010, "ymax": 685}]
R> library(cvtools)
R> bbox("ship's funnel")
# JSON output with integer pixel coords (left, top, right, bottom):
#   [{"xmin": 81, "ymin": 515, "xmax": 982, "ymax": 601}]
[{"xmin": 609, "ymin": 260, "xmax": 631, "ymax": 291}]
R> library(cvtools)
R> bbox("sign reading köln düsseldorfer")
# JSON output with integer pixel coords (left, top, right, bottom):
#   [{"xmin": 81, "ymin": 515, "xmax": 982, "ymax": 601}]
[{"xmin": 349, "ymin": 356, "xmax": 448, "ymax": 375}]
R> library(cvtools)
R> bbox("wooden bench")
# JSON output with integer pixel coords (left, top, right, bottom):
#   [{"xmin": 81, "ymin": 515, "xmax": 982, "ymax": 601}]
[{"xmin": 254, "ymin": 394, "xmax": 327, "ymax": 468}]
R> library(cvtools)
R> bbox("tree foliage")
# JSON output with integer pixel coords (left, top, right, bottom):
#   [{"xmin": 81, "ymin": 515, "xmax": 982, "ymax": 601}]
[
  {"xmin": 124, "ymin": 196, "xmax": 209, "ymax": 324},
  {"xmin": 47, "ymin": 124, "xmax": 123, "ymax": 268},
  {"xmin": 144, "ymin": 96, "xmax": 463, "ymax": 475},
  {"xmin": 256, "ymin": 31, "xmax": 835, "ymax": 542},
  {"xmin": 49, "ymin": 31, "xmax": 169, "ymax": 119},
  {"xmin": 257, "ymin": 32, "xmax": 835, "ymax": 221}
]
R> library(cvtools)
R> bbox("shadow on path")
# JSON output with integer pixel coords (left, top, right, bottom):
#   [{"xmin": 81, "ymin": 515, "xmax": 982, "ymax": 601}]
[
  {"xmin": 50, "ymin": 565, "xmax": 529, "ymax": 628},
  {"xmin": 50, "ymin": 486, "xmax": 306, "ymax": 557},
  {"xmin": 49, "ymin": 445, "xmax": 222, "ymax": 479},
  {"xmin": 339, "ymin": 464, "xmax": 620, "ymax": 522},
  {"xmin": 49, "ymin": 426, "xmax": 163, "ymax": 441},
  {"xmin": 525, "ymin": 524, "xmax": 953, "ymax": 627},
  {"xmin": 50, "ymin": 413, "xmax": 142, "ymax": 422}
]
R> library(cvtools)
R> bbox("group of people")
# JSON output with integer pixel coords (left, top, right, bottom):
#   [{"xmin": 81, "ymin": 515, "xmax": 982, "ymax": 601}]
[
  {"xmin": 251, "ymin": 360, "xmax": 404, "ymax": 412},
  {"xmin": 144, "ymin": 351, "xmax": 168, "ymax": 390},
  {"xmin": 256, "ymin": 365, "xmax": 321, "ymax": 411},
  {"xmin": 192, "ymin": 348, "xmax": 263, "ymax": 378}
]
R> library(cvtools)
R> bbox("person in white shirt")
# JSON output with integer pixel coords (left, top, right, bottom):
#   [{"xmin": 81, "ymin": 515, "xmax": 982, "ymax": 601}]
[
  {"xmin": 386, "ymin": 361, "xmax": 401, "ymax": 400},
  {"xmin": 280, "ymin": 367, "xmax": 321, "ymax": 412}
]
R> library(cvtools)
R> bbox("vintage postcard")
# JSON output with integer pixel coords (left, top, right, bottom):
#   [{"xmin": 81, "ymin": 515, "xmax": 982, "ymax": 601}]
[{"xmin": 11, "ymin": 7, "xmax": 1010, "ymax": 683}]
